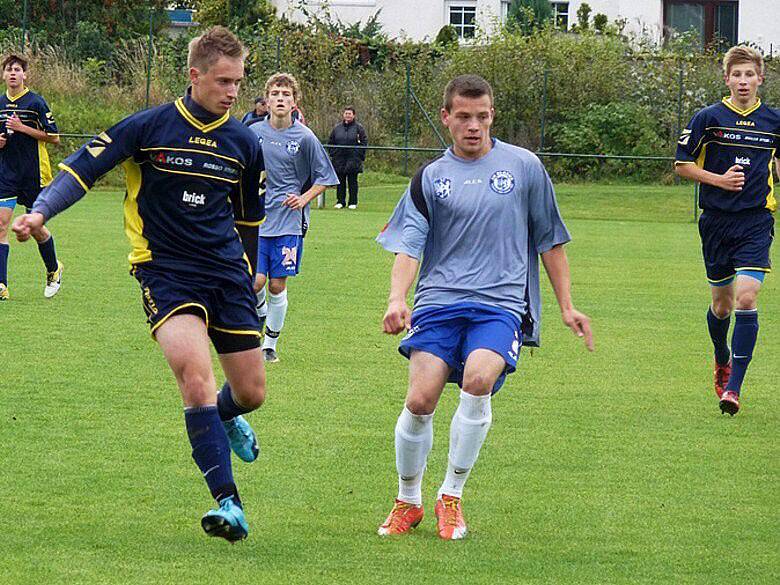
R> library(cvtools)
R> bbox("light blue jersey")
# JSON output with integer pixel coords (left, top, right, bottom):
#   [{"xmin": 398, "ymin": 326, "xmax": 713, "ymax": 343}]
[
  {"xmin": 376, "ymin": 139, "xmax": 570, "ymax": 346},
  {"xmin": 249, "ymin": 119, "xmax": 338, "ymax": 237}
]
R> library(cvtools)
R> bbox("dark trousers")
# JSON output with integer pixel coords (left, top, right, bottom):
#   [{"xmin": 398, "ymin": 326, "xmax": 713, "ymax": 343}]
[{"xmin": 336, "ymin": 172, "xmax": 359, "ymax": 206}]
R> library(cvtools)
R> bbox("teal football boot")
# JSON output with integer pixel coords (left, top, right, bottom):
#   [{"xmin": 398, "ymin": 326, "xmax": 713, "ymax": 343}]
[
  {"xmin": 223, "ymin": 415, "xmax": 260, "ymax": 463},
  {"xmin": 201, "ymin": 496, "xmax": 249, "ymax": 542}
]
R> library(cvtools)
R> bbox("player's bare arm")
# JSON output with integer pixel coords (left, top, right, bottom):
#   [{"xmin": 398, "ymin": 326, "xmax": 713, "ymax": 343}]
[
  {"xmin": 540, "ymin": 244, "xmax": 594, "ymax": 351},
  {"xmin": 0, "ymin": 133, "xmax": 6, "ymax": 149},
  {"xmin": 5, "ymin": 113, "xmax": 60, "ymax": 144},
  {"xmin": 283, "ymin": 183, "xmax": 328, "ymax": 210},
  {"xmin": 675, "ymin": 162, "xmax": 744, "ymax": 192},
  {"xmin": 383, "ymin": 253, "xmax": 419, "ymax": 334}
]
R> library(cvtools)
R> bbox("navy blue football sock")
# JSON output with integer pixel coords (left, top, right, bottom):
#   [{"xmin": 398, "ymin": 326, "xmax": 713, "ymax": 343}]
[
  {"xmin": 184, "ymin": 406, "xmax": 241, "ymax": 506},
  {"xmin": 217, "ymin": 382, "xmax": 253, "ymax": 421},
  {"xmin": 37, "ymin": 235, "xmax": 58, "ymax": 273},
  {"xmin": 725, "ymin": 309, "xmax": 759, "ymax": 394},
  {"xmin": 0, "ymin": 243, "xmax": 8, "ymax": 284},
  {"xmin": 707, "ymin": 306, "xmax": 731, "ymax": 366}
]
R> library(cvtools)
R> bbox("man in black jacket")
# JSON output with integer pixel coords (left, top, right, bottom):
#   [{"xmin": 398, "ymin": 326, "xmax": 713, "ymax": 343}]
[{"xmin": 328, "ymin": 106, "xmax": 367, "ymax": 209}]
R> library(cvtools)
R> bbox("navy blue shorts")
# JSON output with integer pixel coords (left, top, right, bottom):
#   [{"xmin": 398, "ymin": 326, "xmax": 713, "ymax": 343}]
[
  {"xmin": 132, "ymin": 264, "xmax": 261, "ymax": 354},
  {"xmin": 0, "ymin": 187, "xmax": 42, "ymax": 211},
  {"xmin": 399, "ymin": 302, "xmax": 522, "ymax": 395},
  {"xmin": 257, "ymin": 235, "xmax": 303, "ymax": 279},
  {"xmin": 698, "ymin": 209, "xmax": 774, "ymax": 285}
]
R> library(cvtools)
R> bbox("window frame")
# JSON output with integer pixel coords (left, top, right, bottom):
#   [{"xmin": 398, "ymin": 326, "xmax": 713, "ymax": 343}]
[
  {"xmin": 447, "ymin": 3, "xmax": 478, "ymax": 40},
  {"xmin": 663, "ymin": 0, "xmax": 739, "ymax": 48}
]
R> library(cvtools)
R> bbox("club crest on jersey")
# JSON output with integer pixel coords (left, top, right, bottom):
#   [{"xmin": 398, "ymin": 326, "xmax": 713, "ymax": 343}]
[
  {"xmin": 490, "ymin": 171, "xmax": 515, "ymax": 194},
  {"xmin": 433, "ymin": 178, "xmax": 452, "ymax": 200},
  {"xmin": 286, "ymin": 140, "xmax": 301, "ymax": 155}
]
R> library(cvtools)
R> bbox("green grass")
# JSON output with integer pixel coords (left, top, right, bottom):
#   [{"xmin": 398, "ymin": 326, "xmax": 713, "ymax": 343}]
[{"xmin": 1, "ymin": 183, "xmax": 777, "ymax": 584}]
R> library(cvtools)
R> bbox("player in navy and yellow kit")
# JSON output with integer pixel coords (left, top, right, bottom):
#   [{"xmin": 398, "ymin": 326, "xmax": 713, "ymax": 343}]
[
  {"xmin": 676, "ymin": 46, "xmax": 780, "ymax": 416},
  {"xmin": 0, "ymin": 54, "xmax": 62, "ymax": 301},
  {"xmin": 14, "ymin": 28, "xmax": 266, "ymax": 541}
]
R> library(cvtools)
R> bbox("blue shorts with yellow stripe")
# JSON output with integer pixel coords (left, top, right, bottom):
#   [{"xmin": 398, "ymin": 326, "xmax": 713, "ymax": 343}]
[
  {"xmin": 699, "ymin": 209, "xmax": 774, "ymax": 285},
  {"xmin": 132, "ymin": 264, "xmax": 261, "ymax": 354}
]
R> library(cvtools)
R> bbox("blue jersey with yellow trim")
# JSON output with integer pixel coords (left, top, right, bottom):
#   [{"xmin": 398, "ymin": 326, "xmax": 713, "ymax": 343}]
[
  {"xmin": 59, "ymin": 95, "xmax": 264, "ymax": 279},
  {"xmin": 676, "ymin": 98, "xmax": 780, "ymax": 213},
  {"xmin": 0, "ymin": 87, "xmax": 58, "ymax": 195}
]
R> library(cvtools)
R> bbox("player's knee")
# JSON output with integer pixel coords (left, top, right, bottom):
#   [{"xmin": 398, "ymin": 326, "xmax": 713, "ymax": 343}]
[
  {"xmin": 253, "ymin": 274, "xmax": 266, "ymax": 293},
  {"xmin": 31, "ymin": 226, "xmax": 50, "ymax": 243},
  {"xmin": 268, "ymin": 280, "xmax": 286, "ymax": 295},
  {"xmin": 405, "ymin": 395, "xmax": 436, "ymax": 416},
  {"xmin": 735, "ymin": 290, "xmax": 758, "ymax": 310},
  {"xmin": 461, "ymin": 372, "xmax": 494, "ymax": 395},
  {"xmin": 711, "ymin": 298, "xmax": 733, "ymax": 318},
  {"xmin": 178, "ymin": 367, "xmax": 215, "ymax": 405}
]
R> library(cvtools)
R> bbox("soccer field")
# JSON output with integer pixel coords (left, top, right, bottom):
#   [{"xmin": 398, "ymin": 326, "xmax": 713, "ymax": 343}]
[{"xmin": 1, "ymin": 182, "xmax": 778, "ymax": 584}]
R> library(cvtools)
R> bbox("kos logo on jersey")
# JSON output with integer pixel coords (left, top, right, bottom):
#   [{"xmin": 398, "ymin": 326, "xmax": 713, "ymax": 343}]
[
  {"xmin": 153, "ymin": 152, "xmax": 193, "ymax": 167},
  {"xmin": 182, "ymin": 190, "xmax": 206, "ymax": 207},
  {"xmin": 735, "ymin": 156, "xmax": 751, "ymax": 166},
  {"xmin": 490, "ymin": 171, "xmax": 515, "ymax": 194},
  {"xmin": 286, "ymin": 140, "xmax": 301, "ymax": 155},
  {"xmin": 433, "ymin": 177, "xmax": 452, "ymax": 200}
]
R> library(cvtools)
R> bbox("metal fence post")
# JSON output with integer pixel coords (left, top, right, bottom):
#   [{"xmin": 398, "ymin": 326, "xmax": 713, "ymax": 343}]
[
  {"xmin": 404, "ymin": 63, "xmax": 411, "ymax": 175},
  {"xmin": 540, "ymin": 68, "xmax": 549, "ymax": 151},
  {"xmin": 145, "ymin": 10, "xmax": 153, "ymax": 109},
  {"xmin": 675, "ymin": 62, "xmax": 684, "ymax": 185},
  {"xmin": 276, "ymin": 36, "xmax": 281, "ymax": 70}
]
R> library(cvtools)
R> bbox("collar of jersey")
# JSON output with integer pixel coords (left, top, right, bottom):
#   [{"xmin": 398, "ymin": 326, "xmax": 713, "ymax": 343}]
[
  {"xmin": 175, "ymin": 94, "xmax": 230, "ymax": 133},
  {"xmin": 721, "ymin": 97, "xmax": 762, "ymax": 116},
  {"xmin": 6, "ymin": 87, "xmax": 30, "ymax": 102}
]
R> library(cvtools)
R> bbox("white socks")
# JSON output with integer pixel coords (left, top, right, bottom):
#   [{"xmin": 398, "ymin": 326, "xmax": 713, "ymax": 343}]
[
  {"xmin": 262, "ymin": 289, "xmax": 288, "ymax": 351},
  {"xmin": 395, "ymin": 407, "xmax": 433, "ymax": 506},
  {"xmin": 255, "ymin": 287, "xmax": 267, "ymax": 319},
  {"xmin": 438, "ymin": 391, "xmax": 492, "ymax": 499}
]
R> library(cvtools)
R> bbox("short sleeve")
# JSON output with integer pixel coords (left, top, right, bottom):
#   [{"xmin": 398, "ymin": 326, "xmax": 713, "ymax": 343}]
[
  {"xmin": 527, "ymin": 159, "xmax": 571, "ymax": 254},
  {"xmin": 675, "ymin": 109, "xmax": 708, "ymax": 165}
]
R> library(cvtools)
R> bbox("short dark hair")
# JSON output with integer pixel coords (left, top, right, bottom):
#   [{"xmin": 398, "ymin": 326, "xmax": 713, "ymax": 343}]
[
  {"xmin": 443, "ymin": 74, "xmax": 493, "ymax": 111},
  {"xmin": 188, "ymin": 26, "xmax": 245, "ymax": 71},
  {"xmin": 343, "ymin": 106, "xmax": 356, "ymax": 115},
  {"xmin": 2, "ymin": 54, "xmax": 28, "ymax": 72},
  {"xmin": 254, "ymin": 96, "xmax": 266, "ymax": 104}
]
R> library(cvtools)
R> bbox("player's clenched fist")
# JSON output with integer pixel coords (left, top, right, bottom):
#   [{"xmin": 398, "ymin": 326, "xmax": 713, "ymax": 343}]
[
  {"xmin": 383, "ymin": 299, "xmax": 411, "ymax": 334},
  {"xmin": 720, "ymin": 164, "xmax": 745, "ymax": 192},
  {"xmin": 12, "ymin": 212, "xmax": 45, "ymax": 242}
]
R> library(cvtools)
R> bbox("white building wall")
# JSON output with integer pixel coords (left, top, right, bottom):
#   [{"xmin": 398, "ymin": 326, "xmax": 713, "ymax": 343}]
[
  {"xmin": 270, "ymin": 0, "xmax": 780, "ymax": 51},
  {"xmin": 270, "ymin": 0, "xmax": 506, "ymax": 41},
  {"xmin": 738, "ymin": 0, "xmax": 780, "ymax": 53}
]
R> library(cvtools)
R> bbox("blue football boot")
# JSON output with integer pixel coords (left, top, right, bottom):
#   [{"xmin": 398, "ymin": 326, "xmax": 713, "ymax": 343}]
[
  {"xmin": 223, "ymin": 415, "xmax": 260, "ymax": 463},
  {"xmin": 201, "ymin": 496, "xmax": 248, "ymax": 542}
]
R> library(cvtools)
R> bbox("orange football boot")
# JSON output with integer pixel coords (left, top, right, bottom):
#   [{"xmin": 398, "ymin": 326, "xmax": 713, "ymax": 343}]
[
  {"xmin": 435, "ymin": 495, "xmax": 467, "ymax": 540},
  {"xmin": 377, "ymin": 499, "xmax": 424, "ymax": 536},
  {"xmin": 719, "ymin": 390, "xmax": 740, "ymax": 416},
  {"xmin": 714, "ymin": 361, "xmax": 731, "ymax": 399}
]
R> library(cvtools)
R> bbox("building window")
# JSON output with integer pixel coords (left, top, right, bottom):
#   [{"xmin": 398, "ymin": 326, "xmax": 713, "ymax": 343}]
[
  {"xmin": 663, "ymin": 1, "xmax": 738, "ymax": 49},
  {"xmin": 449, "ymin": 5, "xmax": 477, "ymax": 39},
  {"xmin": 551, "ymin": 2, "xmax": 569, "ymax": 30}
]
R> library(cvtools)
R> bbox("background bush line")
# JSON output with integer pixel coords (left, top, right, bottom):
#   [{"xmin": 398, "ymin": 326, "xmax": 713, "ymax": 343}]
[{"xmin": 2, "ymin": 19, "xmax": 777, "ymax": 183}]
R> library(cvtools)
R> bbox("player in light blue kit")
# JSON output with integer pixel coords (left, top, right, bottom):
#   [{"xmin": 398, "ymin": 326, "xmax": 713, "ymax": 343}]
[
  {"xmin": 376, "ymin": 75, "xmax": 593, "ymax": 540},
  {"xmin": 249, "ymin": 73, "xmax": 338, "ymax": 363}
]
